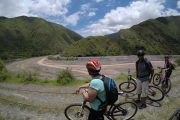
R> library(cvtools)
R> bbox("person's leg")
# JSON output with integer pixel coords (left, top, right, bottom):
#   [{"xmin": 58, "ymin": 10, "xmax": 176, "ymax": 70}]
[
  {"xmin": 165, "ymin": 70, "xmax": 172, "ymax": 86},
  {"xmin": 139, "ymin": 80, "xmax": 149, "ymax": 109},
  {"xmin": 136, "ymin": 80, "xmax": 142, "ymax": 103},
  {"xmin": 88, "ymin": 109, "xmax": 104, "ymax": 120}
]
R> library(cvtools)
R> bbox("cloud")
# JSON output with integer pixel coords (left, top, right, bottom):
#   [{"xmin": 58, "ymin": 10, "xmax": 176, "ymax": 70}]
[
  {"xmin": 88, "ymin": 12, "xmax": 96, "ymax": 17},
  {"xmin": 95, "ymin": 0, "xmax": 104, "ymax": 3},
  {"xmin": 177, "ymin": 0, "xmax": 180, "ymax": 9},
  {"xmin": 0, "ymin": 0, "xmax": 71, "ymax": 18},
  {"xmin": 64, "ymin": 12, "xmax": 81, "ymax": 26},
  {"xmin": 63, "ymin": 3, "xmax": 97, "ymax": 26},
  {"xmin": 80, "ymin": 0, "xmax": 180, "ymax": 36},
  {"xmin": 0, "ymin": 0, "xmax": 28, "ymax": 17},
  {"xmin": 28, "ymin": 0, "xmax": 71, "ymax": 17}
]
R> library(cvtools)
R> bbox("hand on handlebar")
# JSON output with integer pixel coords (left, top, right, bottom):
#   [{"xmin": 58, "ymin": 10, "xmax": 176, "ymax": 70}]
[{"xmin": 76, "ymin": 87, "xmax": 88, "ymax": 94}]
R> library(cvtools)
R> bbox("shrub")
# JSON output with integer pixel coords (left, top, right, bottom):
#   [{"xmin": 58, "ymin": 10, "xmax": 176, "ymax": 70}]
[
  {"xmin": 0, "ymin": 71, "xmax": 10, "ymax": 82},
  {"xmin": 0, "ymin": 60, "xmax": 10, "ymax": 81},
  {"xmin": 0, "ymin": 60, "xmax": 5, "ymax": 72},
  {"xmin": 17, "ymin": 71, "xmax": 38, "ymax": 82},
  {"xmin": 175, "ymin": 57, "xmax": 180, "ymax": 66},
  {"xmin": 57, "ymin": 68, "xmax": 75, "ymax": 85}
]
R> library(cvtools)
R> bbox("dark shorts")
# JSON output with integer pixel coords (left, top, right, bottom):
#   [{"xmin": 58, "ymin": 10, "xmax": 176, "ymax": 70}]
[{"xmin": 88, "ymin": 109, "xmax": 105, "ymax": 120}]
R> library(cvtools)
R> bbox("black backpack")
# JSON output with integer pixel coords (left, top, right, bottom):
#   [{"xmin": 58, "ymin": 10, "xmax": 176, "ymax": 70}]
[
  {"xmin": 136, "ymin": 58, "xmax": 153, "ymax": 77},
  {"xmin": 97, "ymin": 75, "xmax": 118, "ymax": 106}
]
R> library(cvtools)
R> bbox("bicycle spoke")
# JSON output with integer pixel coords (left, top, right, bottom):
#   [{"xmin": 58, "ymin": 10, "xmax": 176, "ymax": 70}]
[
  {"xmin": 161, "ymin": 79, "xmax": 171, "ymax": 94},
  {"xmin": 64, "ymin": 104, "xmax": 90, "ymax": 120},
  {"xmin": 112, "ymin": 102, "xmax": 137, "ymax": 120},
  {"xmin": 153, "ymin": 74, "xmax": 161, "ymax": 86},
  {"xmin": 119, "ymin": 82, "xmax": 136, "ymax": 93},
  {"xmin": 148, "ymin": 86, "xmax": 164, "ymax": 102}
]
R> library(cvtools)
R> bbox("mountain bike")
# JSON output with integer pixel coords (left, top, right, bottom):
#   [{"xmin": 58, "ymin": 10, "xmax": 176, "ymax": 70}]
[
  {"xmin": 64, "ymin": 91, "xmax": 138, "ymax": 120},
  {"xmin": 153, "ymin": 67, "xmax": 171, "ymax": 94},
  {"xmin": 169, "ymin": 108, "xmax": 180, "ymax": 120},
  {"xmin": 119, "ymin": 69, "xmax": 164, "ymax": 102}
]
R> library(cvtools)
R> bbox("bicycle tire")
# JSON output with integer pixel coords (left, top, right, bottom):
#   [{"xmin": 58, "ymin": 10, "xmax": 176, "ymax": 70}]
[
  {"xmin": 119, "ymin": 82, "xmax": 136, "ymax": 93},
  {"xmin": 161, "ymin": 79, "xmax": 171, "ymax": 94},
  {"xmin": 64, "ymin": 103, "xmax": 90, "ymax": 120},
  {"xmin": 112, "ymin": 102, "xmax": 138, "ymax": 120},
  {"xmin": 130, "ymin": 79, "xmax": 137, "ymax": 85},
  {"xmin": 148, "ymin": 85, "xmax": 164, "ymax": 102},
  {"xmin": 153, "ymin": 73, "xmax": 161, "ymax": 86},
  {"xmin": 169, "ymin": 109, "xmax": 180, "ymax": 120}
]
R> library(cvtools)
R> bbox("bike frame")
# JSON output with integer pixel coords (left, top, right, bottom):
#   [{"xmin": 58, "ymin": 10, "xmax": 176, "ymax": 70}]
[
  {"xmin": 157, "ymin": 67, "xmax": 168, "ymax": 81},
  {"xmin": 78, "ymin": 92, "xmax": 129, "ymax": 120}
]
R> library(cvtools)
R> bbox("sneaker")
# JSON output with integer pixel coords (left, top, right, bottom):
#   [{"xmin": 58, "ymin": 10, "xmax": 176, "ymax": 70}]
[{"xmin": 138, "ymin": 103, "xmax": 147, "ymax": 109}]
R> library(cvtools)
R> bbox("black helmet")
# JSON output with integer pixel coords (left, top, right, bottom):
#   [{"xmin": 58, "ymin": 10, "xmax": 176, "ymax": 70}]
[{"xmin": 137, "ymin": 50, "xmax": 145, "ymax": 56}]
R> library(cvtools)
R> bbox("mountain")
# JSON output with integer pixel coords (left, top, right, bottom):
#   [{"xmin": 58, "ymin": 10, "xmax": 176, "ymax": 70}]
[
  {"xmin": 0, "ymin": 16, "xmax": 82, "ymax": 59},
  {"xmin": 63, "ymin": 16, "xmax": 180, "ymax": 56}
]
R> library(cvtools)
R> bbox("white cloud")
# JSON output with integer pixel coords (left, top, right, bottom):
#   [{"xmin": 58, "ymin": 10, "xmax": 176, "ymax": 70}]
[
  {"xmin": 64, "ymin": 12, "xmax": 81, "ymax": 26},
  {"xmin": 177, "ymin": 0, "xmax": 180, "ymax": 9},
  {"xmin": 80, "ymin": 0, "xmax": 180, "ymax": 36},
  {"xmin": 95, "ymin": 0, "xmax": 104, "ymax": 3},
  {"xmin": 28, "ymin": 0, "xmax": 71, "ymax": 16},
  {"xmin": 0, "ymin": 0, "xmax": 71, "ymax": 18},
  {"xmin": 0, "ymin": 0, "xmax": 28, "ymax": 17},
  {"xmin": 63, "ymin": 3, "xmax": 97, "ymax": 26},
  {"xmin": 88, "ymin": 12, "xmax": 96, "ymax": 17}
]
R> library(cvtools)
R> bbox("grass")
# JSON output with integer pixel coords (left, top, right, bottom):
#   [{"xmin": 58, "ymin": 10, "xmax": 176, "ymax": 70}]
[
  {"xmin": 115, "ymin": 72, "xmax": 136, "ymax": 82},
  {"xmin": 0, "ymin": 67, "xmax": 89, "ymax": 86},
  {"xmin": 175, "ymin": 57, "xmax": 180, "ymax": 66},
  {"xmin": 4, "ymin": 76, "xmax": 89, "ymax": 86}
]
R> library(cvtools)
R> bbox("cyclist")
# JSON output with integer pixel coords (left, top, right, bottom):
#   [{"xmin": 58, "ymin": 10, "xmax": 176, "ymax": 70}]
[
  {"xmin": 77, "ymin": 59, "xmax": 106, "ymax": 120},
  {"xmin": 135, "ymin": 50, "xmax": 154, "ymax": 109},
  {"xmin": 164, "ymin": 56, "xmax": 175, "ymax": 87}
]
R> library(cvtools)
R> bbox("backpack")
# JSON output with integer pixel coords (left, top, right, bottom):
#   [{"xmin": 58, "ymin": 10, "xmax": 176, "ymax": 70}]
[
  {"xmin": 136, "ymin": 58, "xmax": 153, "ymax": 77},
  {"xmin": 170, "ymin": 63, "xmax": 175, "ymax": 70},
  {"xmin": 97, "ymin": 75, "xmax": 118, "ymax": 106}
]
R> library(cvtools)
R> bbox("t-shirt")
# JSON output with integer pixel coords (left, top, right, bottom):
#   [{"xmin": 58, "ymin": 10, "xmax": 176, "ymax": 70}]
[
  {"xmin": 137, "ymin": 59, "xmax": 153, "ymax": 81},
  {"xmin": 89, "ymin": 76, "xmax": 106, "ymax": 111}
]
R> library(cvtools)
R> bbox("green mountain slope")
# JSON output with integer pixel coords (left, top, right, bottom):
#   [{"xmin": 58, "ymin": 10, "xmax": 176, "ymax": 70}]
[
  {"xmin": 0, "ymin": 16, "xmax": 82, "ymax": 59},
  {"xmin": 63, "ymin": 16, "xmax": 180, "ymax": 56}
]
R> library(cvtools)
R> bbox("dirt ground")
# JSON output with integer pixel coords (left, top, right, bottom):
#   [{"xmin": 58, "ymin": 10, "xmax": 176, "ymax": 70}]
[
  {"xmin": 6, "ymin": 55, "xmax": 169, "ymax": 80},
  {"xmin": 2, "ymin": 56, "xmax": 179, "ymax": 120},
  {"xmin": 0, "ymin": 68, "xmax": 179, "ymax": 120}
]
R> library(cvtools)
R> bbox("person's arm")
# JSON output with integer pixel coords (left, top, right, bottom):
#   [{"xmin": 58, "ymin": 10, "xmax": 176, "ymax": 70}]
[
  {"xmin": 136, "ymin": 61, "xmax": 138, "ymax": 78},
  {"xmin": 76, "ymin": 83, "xmax": 90, "ymax": 93},
  {"xmin": 79, "ymin": 83, "xmax": 90, "ymax": 89},
  {"xmin": 81, "ymin": 88, "xmax": 97, "ymax": 102}
]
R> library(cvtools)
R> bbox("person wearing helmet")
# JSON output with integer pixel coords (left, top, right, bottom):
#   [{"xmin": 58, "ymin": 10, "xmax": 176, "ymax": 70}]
[
  {"xmin": 164, "ymin": 56, "xmax": 175, "ymax": 87},
  {"xmin": 77, "ymin": 59, "xmax": 106, "ymax": 120},
  {"xmin": 135, "ymin": 50, "xmax": 154, "ymax": 109}
]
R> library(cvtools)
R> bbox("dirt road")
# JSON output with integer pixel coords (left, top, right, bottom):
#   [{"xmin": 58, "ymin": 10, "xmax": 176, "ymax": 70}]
[{"xmin": 7, "ymin": 55, "xmax": 166, "ymax": 80}]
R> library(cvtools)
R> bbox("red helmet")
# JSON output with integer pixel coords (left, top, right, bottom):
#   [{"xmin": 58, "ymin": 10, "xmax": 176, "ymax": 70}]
[{"xmin": 86, "ymin": 59, "xmax": 101, "ymax": 71}]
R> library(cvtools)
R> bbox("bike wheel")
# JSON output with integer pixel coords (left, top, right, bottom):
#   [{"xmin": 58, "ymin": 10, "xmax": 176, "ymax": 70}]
[
  {"xmin": 119, "ymin": 82, "xmax": 136, "ymax": 93},
  {"xmin": 64, "ymin": 104, "xmax": 90, "ymax": 120},
  {"xmin": 112, "ymin": 102, "xmax": 138, "ymax": 120},
  {"xmin": 161, "ymin": 79, "xmax": 171, "ymax": 94},
  {"xmin": 148, "ymin": 85, "xmax": 164, "ymax": 102},
  {"xmin": 153, "ymin": 74, "xmax": 161, "ymax": 86}
]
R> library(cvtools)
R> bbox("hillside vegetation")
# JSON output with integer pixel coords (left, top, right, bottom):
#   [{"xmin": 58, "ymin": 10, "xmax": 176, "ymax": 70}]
[
  {"xmin": 0, "ymin": 16, "xmax": 82, "ymax": 59},
  {"xmin": 63, "ymin": 16, "xmax": 180, "ymax": 56}
]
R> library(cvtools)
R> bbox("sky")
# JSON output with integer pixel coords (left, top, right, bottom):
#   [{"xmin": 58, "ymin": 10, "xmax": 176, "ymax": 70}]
[{"xmin": 0, "ymin": 0, "xmax": 180, "ymax": 37}]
